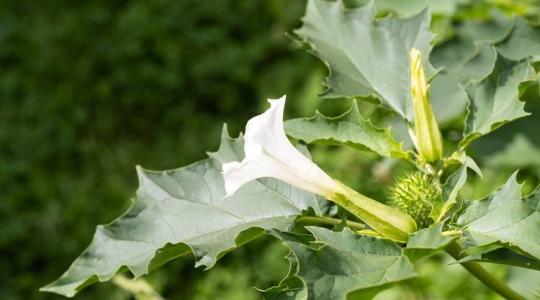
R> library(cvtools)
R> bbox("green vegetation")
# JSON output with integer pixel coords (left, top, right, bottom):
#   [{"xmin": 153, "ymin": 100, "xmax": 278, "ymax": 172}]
[{"xmin": 3, "ymin": 0, "xmax": 540, "ymax": 299}]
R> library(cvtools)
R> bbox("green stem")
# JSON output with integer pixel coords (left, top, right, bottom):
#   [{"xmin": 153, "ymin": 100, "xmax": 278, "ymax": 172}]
[
  {"xmin": 295, "ymin": 216, "xmax": 366, "ymax": 231},
  {"xmin": 112, "ymin": 274, "xmax": 164, "ymax": 300},
  {"xmin": 445, "ymin": 241, "xmax": 526, "ymax": 300}
]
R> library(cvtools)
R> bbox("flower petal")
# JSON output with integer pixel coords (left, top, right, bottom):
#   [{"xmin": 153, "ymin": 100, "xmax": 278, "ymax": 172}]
[{"xmin": 223, "ymin": 96, "xmax": 339, "ymax": 198}]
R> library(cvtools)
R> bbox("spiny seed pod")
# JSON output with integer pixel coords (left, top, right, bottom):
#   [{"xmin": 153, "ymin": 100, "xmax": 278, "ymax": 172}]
[{"xmin": 390, "ymin": 171, "xmax": 441, "ymax": 228}]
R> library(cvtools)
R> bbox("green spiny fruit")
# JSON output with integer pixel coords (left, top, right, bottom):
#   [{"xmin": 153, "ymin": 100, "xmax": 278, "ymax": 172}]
[{"xmin": 390, "ymin": 171, "xmax": 441, "ymax": 228}]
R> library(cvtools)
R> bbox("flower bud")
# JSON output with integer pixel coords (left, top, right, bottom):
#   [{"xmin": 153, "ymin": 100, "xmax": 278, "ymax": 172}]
[{"xmin": 410, "ymin": 48, "xmax": 443, "ymax": 162}]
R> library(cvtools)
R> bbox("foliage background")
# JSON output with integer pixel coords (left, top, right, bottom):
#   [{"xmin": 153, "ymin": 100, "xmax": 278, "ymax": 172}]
[{"xmin": 1, "ymin": 0, "xmax": 539, "ymax": 299}]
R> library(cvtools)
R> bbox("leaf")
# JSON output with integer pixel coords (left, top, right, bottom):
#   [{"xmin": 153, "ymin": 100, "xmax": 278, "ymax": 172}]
[
  {"xmin": 450, "ymin": 44, "xmax": 497, "ymax": 84},
  {"xmin": 429, "ymin": 74, "xmax": 468, "ymax": 126},
  {"xmin": 457, "ymin": 172, "xmax": 540, "ymax": 261},
  {"xmin": 40, "ymin": 127, "xmax": 321, "ymax": 297},
  {"xmin": 431, "ymin": 42, "xmax": 498, "ymax": 85},
  {"xmin": 431, "ymin": 12, "xmax": 513, "ymax": 78},
  {"xmin": 428, "ymin": 13, "xmax": 514, "ymax": 125},
  {"xmin": 434, "ymin": 166, "xmax": 469, "ymax": 222},
  {"xmin": 486, "ymin": 134, "xmax": 540, "ymax": 178},
  {"xmin": 285, "ymin": 101, "xmax": 407, "ymax": 158},
  {"xmin": 457, "ymin": 248, "xmax": 540, "ymax": 271},
  {"xmin": 375, "ymin": 0, "xmax": 457, "ymax": 16},
  {"xmin": 498, "ymin": 17, "xmax": 540, "ymax": 60},
  {"xmin": 431, "ymin": 36, "xmax": 476, "ymax": 74},
  {"xmin": 294, "ymin": 0, "xmax": 433, "ymax": 121},
  {"xmin": 270, "ymin": 227, "xmax": 416, "ymax": 300},
  {"xmin": 405, "ymin": 224, "xmax": 457, "ymax": 262},
  {"xmin": 457, "ymin": 12, "xmax": 514, "ymax": 44},
  {"xmin": 430, "ymin": 154, "xmax": 481, "ymax": 222},
  {"xmin": 460, "ymin": 55, "xmax": 535, "ymax": 148}
]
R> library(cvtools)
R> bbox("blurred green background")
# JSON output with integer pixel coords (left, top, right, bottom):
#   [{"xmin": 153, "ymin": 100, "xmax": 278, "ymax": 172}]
[{"xmin": 1, "ymin": 0, "xmax": 540, "ymax": 299}]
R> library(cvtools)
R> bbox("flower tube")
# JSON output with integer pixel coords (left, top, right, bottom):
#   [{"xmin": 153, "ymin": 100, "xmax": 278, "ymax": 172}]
[{"xmin": 223, "ymin": 96, "xmax": 416, "ymax": 242}]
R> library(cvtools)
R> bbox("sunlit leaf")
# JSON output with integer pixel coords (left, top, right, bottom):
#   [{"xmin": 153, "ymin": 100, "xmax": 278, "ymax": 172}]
[
  {"xmin": 40, "ymin": 127, "xmax": 321, "ymax": 297},
  {"xmin": 460, "ymin": 55, "xmax": 535, "ymax": 148},
  {"xmin": 294, "ymin": 0, "xmax": 433, "ymax": 121},
  {"xmin": 268, "ymin": 227, "xmax": 416, "ymax": 300},
  {"xmin": 457, "ymin": 172, "xmax": 540, "ymax": 261},
  {"xmin": 285, "ymin": 101, "xmax": 407, "ymax": 158}
]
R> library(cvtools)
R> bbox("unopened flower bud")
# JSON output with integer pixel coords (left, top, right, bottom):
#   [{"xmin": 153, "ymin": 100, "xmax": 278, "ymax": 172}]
[{"xmin": 410, "ymin": 48, "xmax": 443, "ymax": 162}]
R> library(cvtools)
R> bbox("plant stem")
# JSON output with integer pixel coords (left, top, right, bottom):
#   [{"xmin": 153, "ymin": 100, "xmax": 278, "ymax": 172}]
[
  {"xmin": 295, "ymin": 215, "xmax": 366, "ymax": 231},
  {"xmin": 112, "ymin": 274, "xmax": 164, "ymax": 300},
  {"xmin": 445, "ymin": 241, "xmax": 526, "ymax": 300}
]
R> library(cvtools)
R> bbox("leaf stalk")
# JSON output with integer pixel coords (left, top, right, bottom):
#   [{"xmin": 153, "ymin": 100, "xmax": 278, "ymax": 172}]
[
  {"xmin": 445, "ymin": 241, "xmax": 526, "ymax": 300},
  {"xmin": 295, "ymin": 215, "xmax": 366, "ymax": 231}
]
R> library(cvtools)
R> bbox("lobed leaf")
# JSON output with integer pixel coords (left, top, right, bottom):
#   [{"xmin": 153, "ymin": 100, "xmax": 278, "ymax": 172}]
[
  {"xmin": 40, "ymin": 127, "xmax": 321, "ymax": 297},
  {"xmin": 285, "ymin": 101, "xmax": 407, "ymax": 158},
  {"xmin": 294, "ymin": 0, "xmax": 433, "ymax": 121},
  {"xmin": 457, "ymin": 172, "xmax": 540, "ymax": 261},
  {"xmin": 460, "ymin": 55, "xmax": 535, "ymax": 148},
  {"xmin": 268, "ymin": 227, "xmax": 416, "ymax": 300},
  {"xmin": 428, "ymin": 13, "xmax": 519, "ymax": 126}
]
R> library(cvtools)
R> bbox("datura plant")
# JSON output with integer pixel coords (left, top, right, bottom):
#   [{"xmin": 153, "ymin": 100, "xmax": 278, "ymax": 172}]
[{"xmin": 42, "ymin": 1, "xmax": 540, "ymax": 299}]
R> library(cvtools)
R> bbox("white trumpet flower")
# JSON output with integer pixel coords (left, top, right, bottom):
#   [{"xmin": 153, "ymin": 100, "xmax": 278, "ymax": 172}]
[
  {"xmin": 222, "ymin": 96, "xmax": 340, "ymax": 198},
  {"xmin": 222, "ymin": 95, "xmax": 416, "ymax": 242}
]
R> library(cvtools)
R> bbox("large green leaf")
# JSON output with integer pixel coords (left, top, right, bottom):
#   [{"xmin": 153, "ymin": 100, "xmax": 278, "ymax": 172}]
[
  {"xmin": 285, "ymin": 101, "xmax": 407, "ymax": 158},
  {"xmin": 460, "ymin": 55, "xmax": 535, "ymax": 148},
  {"xmin": 457, "ymin": 172, "xmax": 540, "ymax": 261},
  {"xmin": 40, "ymin": 127, "xmax": 321, "ymax": 297},
  {"xmin": 268, "ymin": 227, "xmax": 416, "ymax": 300},
  {"xmin": 294, "ymin": 0, "xmax": 433, "ymax": 121}
]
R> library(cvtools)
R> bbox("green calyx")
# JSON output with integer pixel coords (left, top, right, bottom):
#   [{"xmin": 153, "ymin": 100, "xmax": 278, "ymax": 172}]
[
  {"xmin": 329, "ymin": 180, "xmax": 417, "ymax": 243},
  {"xmin": 391, "ymin": 171, "xmax": 441, "ymax": 228}
]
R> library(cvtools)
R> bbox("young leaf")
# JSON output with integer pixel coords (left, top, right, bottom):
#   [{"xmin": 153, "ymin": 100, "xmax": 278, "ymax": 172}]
[
  {"xmin": 40, "ymin": 127, "xmax": 322, "ymax": 297},
  {"xmin": 270, "ymin": 227, "xmax": 416, "ymax": 300},
  {"xmin": 457, "ymin": 172, "xmax": 540, "ymax": 261},
  {"xmin": 460, "ymin": 55, "xmax": 535, "ymax": 148},
  {"xmin": 430, "ymin": 153, "xmax": 481, "ymax": 222},
  {"xmin": 405, "ymin": 224, "xmax": 457, "ymax": 262},
  {"xmin": 294, "ymin": 0, "xmax": 433, "ymax": 121},
  {"xmin": 284, "ymin": 101, "xmax": 407, "ymax": 158}
]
